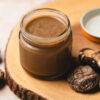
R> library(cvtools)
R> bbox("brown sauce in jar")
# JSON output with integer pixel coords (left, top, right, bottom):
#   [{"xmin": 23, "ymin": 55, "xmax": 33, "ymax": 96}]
[{"xmin": 19, "ymin": 15, "xmax": 72, "ymax": 79}]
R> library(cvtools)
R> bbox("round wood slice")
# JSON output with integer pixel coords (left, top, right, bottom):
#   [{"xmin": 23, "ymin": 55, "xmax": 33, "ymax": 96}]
[{"xmin": 5, "ymin": 0, "xmax": 100, "ymax": 100}]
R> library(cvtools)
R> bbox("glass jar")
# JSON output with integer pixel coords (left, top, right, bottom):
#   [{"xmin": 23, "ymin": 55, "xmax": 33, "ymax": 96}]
[{"xmin": 19, "ymin": 8, "xmax": 72, "ymax": 79}]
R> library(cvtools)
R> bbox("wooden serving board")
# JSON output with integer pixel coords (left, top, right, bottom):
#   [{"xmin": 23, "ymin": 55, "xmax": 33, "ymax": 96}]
[{"xmin": 5, "ymin": 0, "xmax": 100, "ymax": 100}]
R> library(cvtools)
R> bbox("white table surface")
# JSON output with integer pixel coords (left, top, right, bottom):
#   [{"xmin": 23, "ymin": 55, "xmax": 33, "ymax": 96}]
[{"xmin": 0, "ymin": 0, "xmax": 51, "ymax": 100}]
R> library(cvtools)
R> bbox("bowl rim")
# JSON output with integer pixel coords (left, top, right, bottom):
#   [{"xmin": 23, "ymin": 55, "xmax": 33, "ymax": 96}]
[{"xmin": 80, "ymin": 8, "xmax": 100, "ymax": 39}]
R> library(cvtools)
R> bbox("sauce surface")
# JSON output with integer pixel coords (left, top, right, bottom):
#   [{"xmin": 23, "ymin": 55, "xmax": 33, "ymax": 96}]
[{"xmin": 25, "ymin": 16, "xmax": 66, "ymax": 38}]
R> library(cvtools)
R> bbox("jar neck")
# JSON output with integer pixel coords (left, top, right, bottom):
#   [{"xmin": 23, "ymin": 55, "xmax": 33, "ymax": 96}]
[{"xmin": 20, "ymin": 8, "xmax": 71, "ymax": 48}]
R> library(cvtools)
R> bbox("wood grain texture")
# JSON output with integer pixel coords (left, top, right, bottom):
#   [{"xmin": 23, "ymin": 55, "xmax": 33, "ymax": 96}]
[{"xmin": 5, "ymin": 0, "xmax": 100, "ymax": 100}]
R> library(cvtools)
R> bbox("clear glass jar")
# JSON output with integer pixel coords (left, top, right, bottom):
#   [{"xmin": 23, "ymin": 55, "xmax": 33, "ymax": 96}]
[{"xmin": 19, "ymin": 8, "xmax": 72, "ymax": 79}]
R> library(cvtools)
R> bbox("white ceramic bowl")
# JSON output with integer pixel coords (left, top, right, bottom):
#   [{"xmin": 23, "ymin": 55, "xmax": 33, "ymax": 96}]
[{"xmin": 80, "ymin": 8, "xmax": 100, "ymax": 43}]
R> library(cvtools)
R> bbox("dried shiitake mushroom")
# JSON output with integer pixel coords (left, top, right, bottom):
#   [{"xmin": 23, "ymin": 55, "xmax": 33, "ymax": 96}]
[
  {"xmin": 91, "ymin": 51, "xmax": 100, "ymax": 69},
  {"xmin": 0, "ymin": 69, "xmax": 5, "ymax": 89},
  {"xmin": 78, "ymin": 48, "xmax": 94, "ymax": 65},
  {"xmin": 97, "ymin": 75, "xmax": 100, "ymax": 90},
  {"xmin": 79, "ymin": 48, "xmax": 100, "ymax": 70},
  {"xmin": 67, "ymin": 65, "xmax": 99, "ymax": 92}
]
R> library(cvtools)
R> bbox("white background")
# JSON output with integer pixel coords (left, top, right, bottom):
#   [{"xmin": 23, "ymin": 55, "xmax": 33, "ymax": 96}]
[{"xmin": 0, "ymin": 0, "xmax": 51, "ymax": 100}]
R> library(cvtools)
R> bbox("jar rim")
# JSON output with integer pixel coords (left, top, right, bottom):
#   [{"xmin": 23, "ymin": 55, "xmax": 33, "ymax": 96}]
[{"xmin": 20, "ymin": 8, "xmax": 71, "ymax": 47}]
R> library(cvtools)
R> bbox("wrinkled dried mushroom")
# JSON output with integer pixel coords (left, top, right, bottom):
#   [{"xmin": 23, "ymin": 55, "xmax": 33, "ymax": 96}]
[
  {"xmin": 91, "ymin": 51, "xmax": 100, "ymax": 69},
  {"xmin": 78, "ymin": 48, "xmax": 94, "ymax": 65},
  {"xmin": 0, "ymin": 69, "xmax": 5, "ymax": 89},
  {"xmin": 67, "ymin": 65, "xmax": 99, "ymax": 92},
  {"xmin": 79, "ymin": 48, "xmax": 100, "ymax": 70}
]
